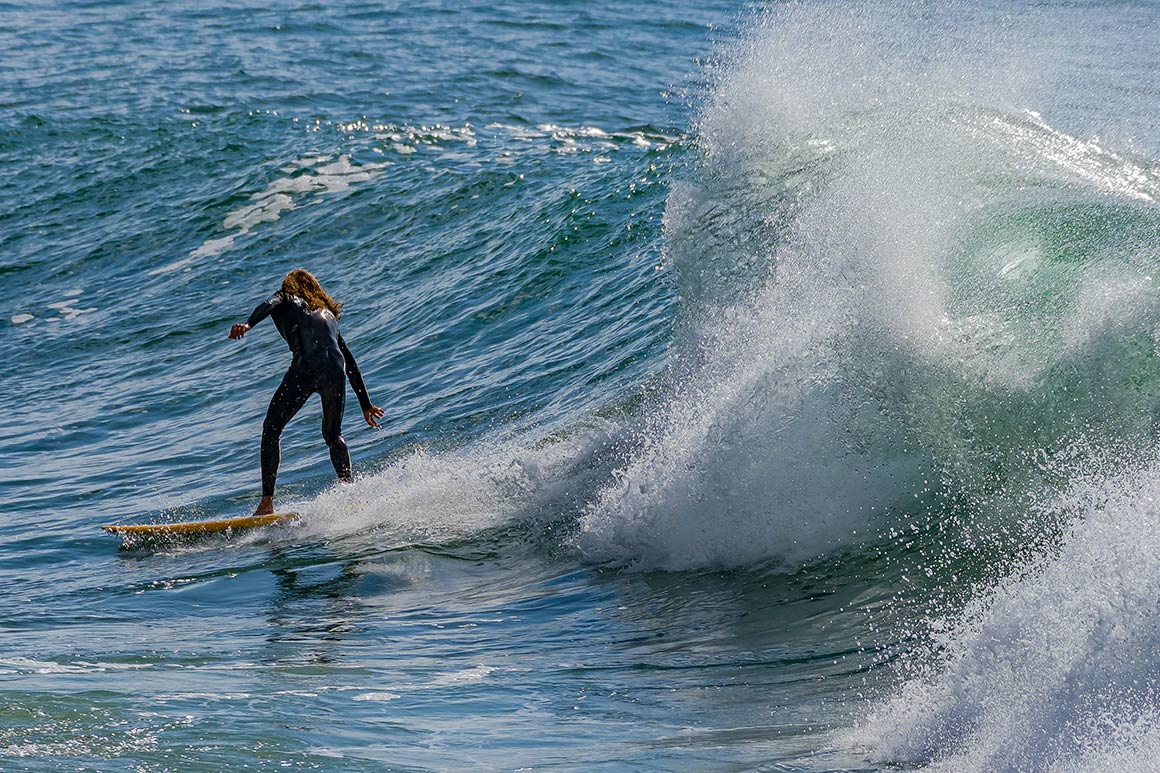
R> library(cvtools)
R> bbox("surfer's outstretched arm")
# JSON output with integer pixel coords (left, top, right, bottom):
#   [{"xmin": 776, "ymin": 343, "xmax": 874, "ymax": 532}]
[
  {"xmin": 229, "ymin": 294, "xmax": 284, "ymax": 339},
  {"xmin": 338, "ymin": 333, "xmax": 384, "ymax": 428}
]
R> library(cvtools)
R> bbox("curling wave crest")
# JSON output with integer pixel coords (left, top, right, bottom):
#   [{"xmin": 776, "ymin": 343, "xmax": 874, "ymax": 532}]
[{"xmin": 579, "ymin": 2, "xmax": 1160, "ymax": 577}]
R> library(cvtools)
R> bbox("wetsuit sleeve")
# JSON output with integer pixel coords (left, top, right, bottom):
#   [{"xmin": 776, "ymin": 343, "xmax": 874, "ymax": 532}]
[
  {"xmin": 338, "ymin": 333, "xmax": 373, "ymax": 412},
  {"xmin": 244, "ymin": 294, "xmax": 284, "ymax": 328}
]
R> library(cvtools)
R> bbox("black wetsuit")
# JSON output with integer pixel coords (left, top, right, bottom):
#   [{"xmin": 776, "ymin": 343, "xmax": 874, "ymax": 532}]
[{"xmin": 244, "ymin": 292, "xmax": 372, "ymax": 497}]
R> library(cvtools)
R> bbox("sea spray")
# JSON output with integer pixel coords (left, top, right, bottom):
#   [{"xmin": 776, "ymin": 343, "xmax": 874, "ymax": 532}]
[
  {"xmin": 577, "ymin": 0, "xmax": 1160, "ymax": 572},
  {"xmin": 851, "ymin": 453, "xmax": 1160, "ymax": 771},
  {"xmin": 294, "ymin": 426, "xmax": 617, "ymax": 545}
]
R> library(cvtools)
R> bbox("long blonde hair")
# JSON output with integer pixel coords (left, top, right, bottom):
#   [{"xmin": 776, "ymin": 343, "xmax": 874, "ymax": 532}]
[{"xmin": 281, "ymin": 268, "xmax": 343, "ymax": 318}]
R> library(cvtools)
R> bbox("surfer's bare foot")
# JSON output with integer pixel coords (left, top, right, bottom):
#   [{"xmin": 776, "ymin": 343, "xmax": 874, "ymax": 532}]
[{"xmin": 254, "ymin": 496, "xmax": 275, "ymax": 516}]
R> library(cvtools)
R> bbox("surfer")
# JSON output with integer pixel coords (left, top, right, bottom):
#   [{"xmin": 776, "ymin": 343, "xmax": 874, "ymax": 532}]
[{"xmin": 229, "ymin": 269, "xmax": 385, "ymax": 516}]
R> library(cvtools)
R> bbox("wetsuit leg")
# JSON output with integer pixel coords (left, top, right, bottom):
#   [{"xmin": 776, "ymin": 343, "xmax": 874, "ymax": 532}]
[
  {"xmin": 318, "ymin": 376, "xmax": 352, "ymax": 482},
  {"xmin": 261, "ymin": 367, "xmax": 314, "ymax": 497}
]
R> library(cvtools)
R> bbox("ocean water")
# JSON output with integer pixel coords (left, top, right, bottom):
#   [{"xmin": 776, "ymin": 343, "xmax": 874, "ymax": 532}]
[{"xmin": 3, "ymin": 0, "xmax": 1160, "ymax": 769}]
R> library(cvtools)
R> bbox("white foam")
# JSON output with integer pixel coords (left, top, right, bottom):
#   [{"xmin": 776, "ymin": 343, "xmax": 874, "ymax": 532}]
[
  {"xmin": 177, "ymin": 152, "xmax": 392, "ymax": 266},
  {"xmin": 0, "ymin": 657, "xmax": 150, "ymax": 675},
  {"xmin": 43, "ymin": 300, "xmax": 96, "ymax": 320},
  {"xmin": 351, "ymin": 691, "xmax": 400, "ymax": 702},
  {"xmin": 288, "ymin": 428, "xmax": 608, "ymax": 544},
  {"xmin": 850, "ymin": 455, "xmax": 1160, "ymax": 770},
  {"xmin": 485, "ymin": 122, "xmax": 675, "ymax": 154},
  {"xmin": 429, "ymin": 664, "xmax": 494, "ymax": 686}
]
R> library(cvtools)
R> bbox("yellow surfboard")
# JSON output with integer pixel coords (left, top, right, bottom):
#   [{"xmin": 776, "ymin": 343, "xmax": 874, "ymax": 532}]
[{"xmin": 101, "ymin": 512, "xmax": 299, "ymax": 540}]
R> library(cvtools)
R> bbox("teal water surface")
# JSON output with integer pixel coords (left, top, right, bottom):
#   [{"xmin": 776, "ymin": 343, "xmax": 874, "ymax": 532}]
[{"xmin": 5, "ymin": 1, "xmax": 1160, "ymax": 770}]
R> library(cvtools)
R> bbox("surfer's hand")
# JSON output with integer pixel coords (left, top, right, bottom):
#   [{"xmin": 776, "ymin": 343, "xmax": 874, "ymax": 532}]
[
  {"xmin": 229, "ymin": 323, "xmax": 250, "ymax": 340},
  {"xmin": 363, "ymin": 406, "xmax": 384, "ymax": 428}
]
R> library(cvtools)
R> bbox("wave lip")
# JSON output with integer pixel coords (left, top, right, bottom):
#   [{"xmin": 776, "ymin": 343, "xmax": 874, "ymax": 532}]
[{"xmin": 578, "ymin": 0, "xmax": 1160, "ymax": 575}]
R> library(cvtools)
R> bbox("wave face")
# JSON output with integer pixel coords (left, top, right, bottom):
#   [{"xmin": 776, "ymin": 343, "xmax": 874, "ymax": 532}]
[
  {"xmin": 594, "ymin": 0, "xmax": 1160, "ymax": 768},
  {"xmin": 579, "ymin": 1, "xmax": 1160, "ymax": 579}
]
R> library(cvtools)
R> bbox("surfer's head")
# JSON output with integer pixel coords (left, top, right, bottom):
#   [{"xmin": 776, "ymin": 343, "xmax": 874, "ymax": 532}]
[{"xmin": 281, "ymin": 268, "xmax": 343, "ymax": 318}]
